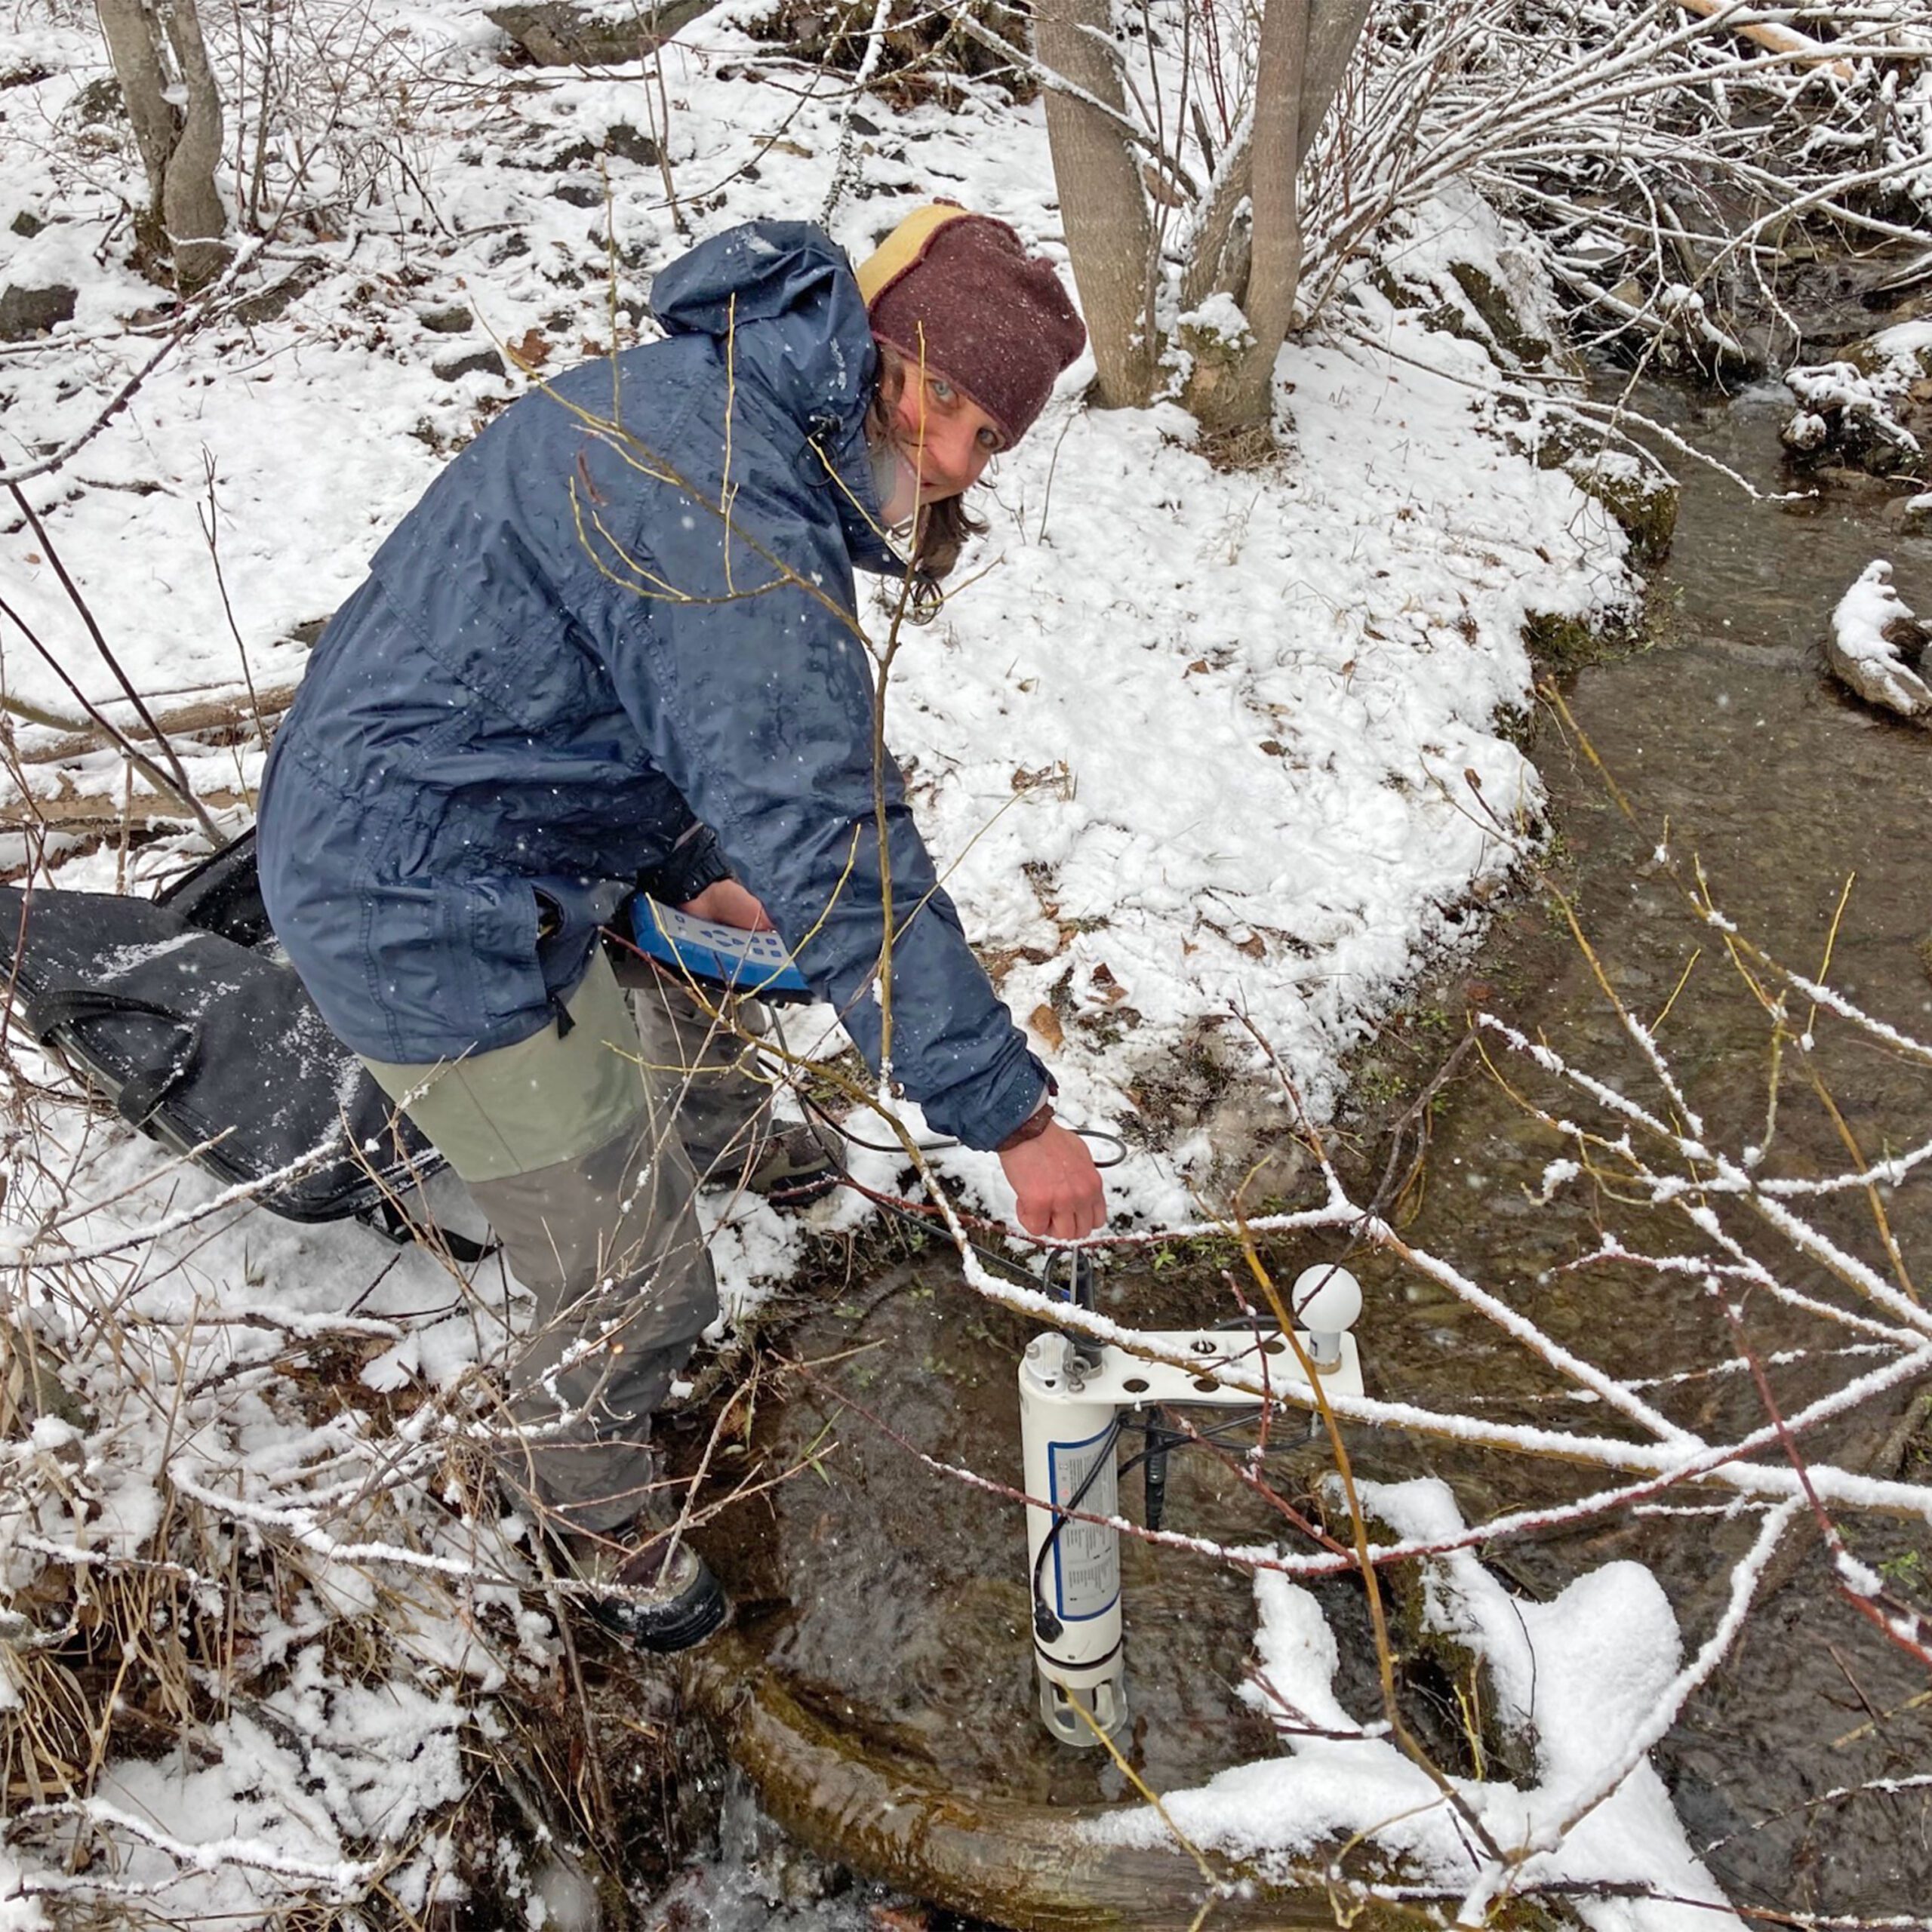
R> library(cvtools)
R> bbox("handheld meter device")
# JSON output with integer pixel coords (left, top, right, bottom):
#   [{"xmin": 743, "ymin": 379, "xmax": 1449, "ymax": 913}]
[{"xmin": 629, "ymin": 895, "xmax": 814, "ymax": 1004}]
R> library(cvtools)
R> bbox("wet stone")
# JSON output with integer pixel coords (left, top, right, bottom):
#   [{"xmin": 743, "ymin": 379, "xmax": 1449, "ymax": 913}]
[
  {"xmin": 488, "ymin": 0, "xmax": 711, "ymax": 66},
  {"xmin": 0, "ymin": 282, "xmax": 75, "ymax": 341},
  {"xmin": 418, "ymin": 304, "xmax": 474, "ymax": 334},
  {"xmin": 432, "ymin": 346, "xmax": 507, "ymax": 383},
  {"xmin": 604, "ymin": 121, "xmax": 659, "ymax": 166}
]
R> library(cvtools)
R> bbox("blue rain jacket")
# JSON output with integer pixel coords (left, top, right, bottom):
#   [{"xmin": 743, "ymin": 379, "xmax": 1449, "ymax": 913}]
[{"xmin": 257, "ymin": 221, "xmax": 1048, "ymax": 1151}]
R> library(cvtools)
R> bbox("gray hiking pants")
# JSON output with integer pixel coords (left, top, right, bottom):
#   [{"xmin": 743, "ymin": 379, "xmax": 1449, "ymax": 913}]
[{"xmin": 364, "ymin": 951, "xmax": 772, "ymax": 1535}]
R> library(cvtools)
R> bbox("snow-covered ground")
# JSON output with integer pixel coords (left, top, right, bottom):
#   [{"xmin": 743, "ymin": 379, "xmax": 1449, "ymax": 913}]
[
  {"xmin": 0, "ymin": 3, "xmax": 1737, "ymax": 1925},
  {"xmin": 1, "ymin": 5, "xmax": 1635, "ymax": 1224}
]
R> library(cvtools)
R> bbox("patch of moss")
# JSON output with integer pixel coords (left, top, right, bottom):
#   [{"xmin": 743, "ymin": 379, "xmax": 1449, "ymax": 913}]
[
  {"xmin": 1523, "ymin": 609, "xmax": 1623, "ymax": 673},
  {"xmin": 1358, "ymin": 1508, "xmax": 1542, "ymax": 1788},
  {"xmin": 1448, "ymin": 261, "xmax": 1556, "ymax": 370},
  {"xmin": 1494, "ymin": 700, "xmax": 1537, "ymax": 752},
  {"xmin": 1567, "ymin": 453, "xmax": 1679, "ymax": 570}
]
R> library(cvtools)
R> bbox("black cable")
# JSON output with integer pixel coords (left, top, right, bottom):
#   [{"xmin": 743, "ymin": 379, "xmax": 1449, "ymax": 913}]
[
  {"xmin": 794, "ymin": 1084, "xmax": 1128, "ymax": 1168},
  {"xmin": 860, "ymin": 1183, "xmax": 1110, "ymax": 1307},
  {"xmin": 1030, "ymin": 1413, "xmax": 1124, "ymax": 1644},
  {"xmin": 1143, "ymin": 1404, "xmax": 1180, "ymax": 1534},
  {"xmin": 866, "ymin": 1188, "xmax": 1052, "ymax": 1292}
]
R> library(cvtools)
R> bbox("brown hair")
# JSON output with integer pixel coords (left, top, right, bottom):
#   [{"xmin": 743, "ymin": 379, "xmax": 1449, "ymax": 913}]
[{"xmin": 867, "ymin": 343, "xmax": 986, "ymax": 593}]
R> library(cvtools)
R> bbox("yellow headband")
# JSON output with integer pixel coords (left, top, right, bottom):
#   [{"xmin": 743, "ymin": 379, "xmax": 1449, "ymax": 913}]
[{"xmin": 854, "ymin": 203, "xmax": 976, "ymax": 309}]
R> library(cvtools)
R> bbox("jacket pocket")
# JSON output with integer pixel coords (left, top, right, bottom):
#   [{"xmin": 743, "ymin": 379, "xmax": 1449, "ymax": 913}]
[{"xmin": 467, "ymin": 876, "xmax": 551, "ymax": 1033}]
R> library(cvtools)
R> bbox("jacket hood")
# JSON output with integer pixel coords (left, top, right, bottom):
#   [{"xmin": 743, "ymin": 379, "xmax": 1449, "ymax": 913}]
[{"xmin": 652, "ymin": 220, "xmax": 900, "ymax": 575}]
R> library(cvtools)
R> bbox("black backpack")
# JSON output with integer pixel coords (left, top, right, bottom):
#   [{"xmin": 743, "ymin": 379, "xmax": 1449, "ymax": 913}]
[{"xmin": 0, "ymin": 833, "xmax": 454, "ymax": 1242}]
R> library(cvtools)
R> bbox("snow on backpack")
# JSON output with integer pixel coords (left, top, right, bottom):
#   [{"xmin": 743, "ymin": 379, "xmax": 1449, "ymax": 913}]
[{"xmin": 0, "ymin": 832, "xmax": 457, "ymax": 1242}]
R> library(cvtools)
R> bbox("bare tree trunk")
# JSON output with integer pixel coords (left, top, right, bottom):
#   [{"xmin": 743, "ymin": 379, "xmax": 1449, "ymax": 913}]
[
  {"xmin": 1035, "ymin": 0, "xmax": 1156, "ymax": 408},
  {"xmin": 1179, "ymin": 128, "xmax": 1254, "ymax": 314},
  {"xmin": 1179, "ymin": 0, "xmax": 1371, "ymax": 315},
  {"xmin": 1036, "ymin": 0, "xmax": 1369, "ymax": 432},
  {"xmin": 1301, "ymin": 0, "xmax": 1374, "ymax": 161},
  {"xmin": 96, "ymin": 0, "xmax": 176, "ymax": 222},
  {"xmin": 1189, "ymin": 0, "xmax": 1308, "ymax": 435},
  {"xmin": 94, "ymin": 0, "xmax": 229, "ymax": 291},
  {"xmin": 160, "ymin": 0, "xmax": 228, "ymax": 290}
]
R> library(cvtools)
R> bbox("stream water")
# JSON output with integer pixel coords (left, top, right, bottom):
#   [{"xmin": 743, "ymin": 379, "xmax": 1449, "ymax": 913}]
[
  {"xmin": 645, "ymin": 376, "xmax": 1932, "ymax": 1927},
  {"xmin": 1354, "ymin": 374, "xmax": 1932, "ymax": 1917}
]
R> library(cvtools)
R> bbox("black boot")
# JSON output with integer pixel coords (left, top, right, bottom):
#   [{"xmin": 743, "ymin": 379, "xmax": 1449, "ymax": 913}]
[{"xmin": 576, "ymin": 1529, "xmax": 728, "ymax": 1654}]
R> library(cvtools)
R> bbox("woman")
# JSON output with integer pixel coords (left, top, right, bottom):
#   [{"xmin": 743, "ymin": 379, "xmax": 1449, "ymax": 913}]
[{"xmin": 257, "ymin": 205, "xmax": 1106, "ymax": 1650}]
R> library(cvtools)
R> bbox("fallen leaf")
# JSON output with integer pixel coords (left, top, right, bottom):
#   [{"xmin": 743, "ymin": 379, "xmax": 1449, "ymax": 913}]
[
  {"xmin": 507, "ymin": 328, "xmax": 551, "ymax": 369},
  {"xmin": 1236, "ymin": 934, "xmax": 1266, "ymax": 959},
  {"xmin": 1029, "ymin": 1003, "xmax": 1064, "ymax": 1051}
]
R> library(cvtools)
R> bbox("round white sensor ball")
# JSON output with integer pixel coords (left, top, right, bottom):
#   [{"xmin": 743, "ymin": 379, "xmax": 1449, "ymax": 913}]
[{"xmin": 1291, "ymin": 1264, "xmax": 1363, "ymax": 1334}]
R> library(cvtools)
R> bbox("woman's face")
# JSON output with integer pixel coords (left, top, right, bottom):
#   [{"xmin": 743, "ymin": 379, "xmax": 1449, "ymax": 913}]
[{"xmin": 879, "ymin": 369, "xmax": 1004, "ymax": 521}]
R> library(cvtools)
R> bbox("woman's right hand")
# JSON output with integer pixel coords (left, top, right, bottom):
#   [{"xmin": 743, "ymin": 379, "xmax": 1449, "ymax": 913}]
[
  {"xmin": 999, "ymin": 1121, "xmax": 1106, "ymax": 1241},
  {"xmin": 676, "ymin": 878, "xmax": 774, "ymax": 931}
]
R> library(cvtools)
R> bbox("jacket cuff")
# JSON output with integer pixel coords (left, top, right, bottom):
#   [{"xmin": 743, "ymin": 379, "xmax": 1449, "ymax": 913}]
[
  {"xmin": 969, "ymin": 1064, "xmax": 1053, "ymax": 1154},
  {"xmin": 646, "ymin": 825, "xmax": 732, "ymax": 906},
  {"xmin": 995, "ymin": 1098, "xmax": 1055, "ymax": 1153}
]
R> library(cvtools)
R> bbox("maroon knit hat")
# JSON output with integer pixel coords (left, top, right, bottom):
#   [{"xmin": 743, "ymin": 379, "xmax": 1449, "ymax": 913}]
[{"xmin": 860, "ymin": 208, "xmax": 1087, "ymax": 447}]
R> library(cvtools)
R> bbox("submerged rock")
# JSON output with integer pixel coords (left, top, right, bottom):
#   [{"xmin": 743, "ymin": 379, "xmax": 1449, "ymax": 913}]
[{"xmin": 1826, "ymin": 560, "xmax": 1932, "ymax": 725}]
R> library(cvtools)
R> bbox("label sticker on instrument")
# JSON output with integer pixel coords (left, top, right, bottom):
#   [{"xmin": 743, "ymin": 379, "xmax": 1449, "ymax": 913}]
[{"xmin": 1048, "ymin": 1425, "xmax": 1120, "ymax": 1622}]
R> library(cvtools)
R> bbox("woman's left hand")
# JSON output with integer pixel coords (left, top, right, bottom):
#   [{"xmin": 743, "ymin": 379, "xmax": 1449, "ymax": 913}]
[{"xmin": 677, "ymin": 879, "xmax": 774, "ymax": 931}]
